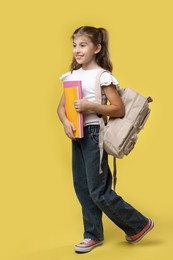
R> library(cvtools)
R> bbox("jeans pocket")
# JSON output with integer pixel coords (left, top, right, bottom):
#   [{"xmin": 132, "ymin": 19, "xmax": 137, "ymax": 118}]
[{"xmin": 91, "ymin": 132, "xmax": 99, "ymax": 144}]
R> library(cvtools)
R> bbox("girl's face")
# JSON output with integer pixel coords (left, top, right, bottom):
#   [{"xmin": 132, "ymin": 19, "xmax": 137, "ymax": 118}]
[{"xmin": 73, "ymin": 35, "xmax": 101, "ymax": 69}]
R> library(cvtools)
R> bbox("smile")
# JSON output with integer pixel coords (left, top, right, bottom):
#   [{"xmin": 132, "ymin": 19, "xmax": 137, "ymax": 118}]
[{"xmin": 75, "ymin": 55, "xmax": 83, "ymax": 59}]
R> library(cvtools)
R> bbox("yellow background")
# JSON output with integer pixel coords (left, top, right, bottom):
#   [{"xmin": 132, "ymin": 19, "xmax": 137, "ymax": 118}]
[{"xmin": 0, "ymin": 0, "xmax": 172, "ymax": 259}]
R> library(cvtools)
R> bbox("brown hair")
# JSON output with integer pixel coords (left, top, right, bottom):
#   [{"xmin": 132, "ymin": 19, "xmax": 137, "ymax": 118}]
[{"xmin": 70, "ymin": 26, "xmax": 113, "ymax": 72}]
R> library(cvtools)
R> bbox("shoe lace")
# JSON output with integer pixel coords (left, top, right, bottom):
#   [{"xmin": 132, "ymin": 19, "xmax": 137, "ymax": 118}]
[{"xmin": 82, "ymin": 238, "xmax": 92, "ymax": 244}]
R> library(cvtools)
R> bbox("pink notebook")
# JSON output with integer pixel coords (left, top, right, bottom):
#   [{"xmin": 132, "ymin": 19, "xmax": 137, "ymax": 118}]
[{"xmin": 63, "ymin": 80, "xmax": 84, "ymax": 138}]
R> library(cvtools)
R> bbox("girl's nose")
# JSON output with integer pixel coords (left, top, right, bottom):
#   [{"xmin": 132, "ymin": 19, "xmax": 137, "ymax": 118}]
[{"xmin": 75, "ymin": 45, "xmax": 80, "ymax": 53}]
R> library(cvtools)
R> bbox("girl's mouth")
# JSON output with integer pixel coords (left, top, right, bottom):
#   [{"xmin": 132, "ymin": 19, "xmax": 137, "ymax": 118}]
[{"xmin": 75, "ymin": 55, "xmax": 83, "ymax": 59}]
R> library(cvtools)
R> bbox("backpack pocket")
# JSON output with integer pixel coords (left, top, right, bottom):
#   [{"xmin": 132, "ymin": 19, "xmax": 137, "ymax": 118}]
[{"xmin": 103, "ymin": 118, "xmax": 137, "ymax": 158}]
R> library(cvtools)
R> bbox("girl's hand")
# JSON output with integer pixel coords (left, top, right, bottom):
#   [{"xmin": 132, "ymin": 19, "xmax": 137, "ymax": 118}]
[
  {"xmin": 74, "ymin": 98, "xmax": 90, "ymax": 112},
  {"xmin": 63, "ymin": 119, "xmax": 76, "ymax": 140}
]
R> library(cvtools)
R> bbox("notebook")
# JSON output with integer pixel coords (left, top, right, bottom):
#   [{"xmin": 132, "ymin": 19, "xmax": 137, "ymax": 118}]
[{"xmin": 63, "ymin": 80, "xmax": 84, "ymax": 138}]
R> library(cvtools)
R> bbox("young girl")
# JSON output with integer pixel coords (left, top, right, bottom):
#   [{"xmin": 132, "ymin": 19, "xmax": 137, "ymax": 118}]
[{"xmin": 57, "ymin": 26, "xmax": 154, "ymax": 253}]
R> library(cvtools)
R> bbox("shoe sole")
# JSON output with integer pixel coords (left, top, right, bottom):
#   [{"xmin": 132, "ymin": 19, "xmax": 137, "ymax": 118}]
[
  {"xmin": 126, "ymin": 219, "xmax": 154, "ymax": 244},
  {"xmin": 74, "ymin": 241, "xmax": 103, "ymax": 253}
]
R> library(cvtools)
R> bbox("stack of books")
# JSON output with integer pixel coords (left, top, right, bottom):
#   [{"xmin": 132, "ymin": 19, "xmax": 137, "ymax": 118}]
[{"xmin": 63, "ymin": 80, "xmax": 84, "ymax": 138}]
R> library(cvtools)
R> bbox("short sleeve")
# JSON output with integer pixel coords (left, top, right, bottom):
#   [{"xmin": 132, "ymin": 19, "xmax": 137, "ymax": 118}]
[
  {"xmin": 100, "ymin": 71, "xmax": 120, "ymax": 91},
  {"xmin": 59, "ymin": 71, "xmax": 71, "ymax": 81}
]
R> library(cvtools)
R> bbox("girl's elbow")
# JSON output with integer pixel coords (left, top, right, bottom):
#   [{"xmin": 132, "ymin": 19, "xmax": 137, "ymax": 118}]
[
  {"xmin": 119, "ymin": 105, "xmax": 125, "ymax": 117},
  {"xmin": 112, "ymin": 105, "xmax": 125, "ymax": 118},
  {"xmin": 109, "ymin": 103, "xmax": 125, "ymax": 117},
  {"xmin": 57, "ymin": 104, "xmax": 61, "ymax": 116}
]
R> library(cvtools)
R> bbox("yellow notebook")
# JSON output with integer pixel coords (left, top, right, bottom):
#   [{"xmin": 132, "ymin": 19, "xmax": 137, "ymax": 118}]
[{"xmin": 63, "ymin": 80, "xmax": 84, "ymax": 138}]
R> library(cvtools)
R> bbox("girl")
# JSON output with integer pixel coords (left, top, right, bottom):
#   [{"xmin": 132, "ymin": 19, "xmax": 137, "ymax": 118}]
[{"xmin": 57, "ymin": 26, "xmax": 154, "ymax": 253}]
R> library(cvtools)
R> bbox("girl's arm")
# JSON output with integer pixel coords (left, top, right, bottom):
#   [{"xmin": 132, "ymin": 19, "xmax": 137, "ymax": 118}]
[
  {"xmin": 74, "ymin": 84, "xmax": 125, "ymax": 118},
  {"xmin": 57, "ymin": 94, "xmax": 76, "ymax": 139}
]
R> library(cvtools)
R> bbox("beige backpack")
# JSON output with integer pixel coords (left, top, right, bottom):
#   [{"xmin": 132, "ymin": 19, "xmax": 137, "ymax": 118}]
[{"xmin": 95, "ymin": 70, "xmax": 153, "ymax": 186}]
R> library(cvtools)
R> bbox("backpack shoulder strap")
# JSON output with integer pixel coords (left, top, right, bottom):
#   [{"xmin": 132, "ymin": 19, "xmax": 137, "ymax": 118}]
[
  {"xmin": 95, "ymin": 69, "xmax": 117, "ymax": 190},
  {"xmin": 95, "ymin": 69, "xmax": 107, "ymax": 104},
  {"xmin": 94, "ymin": 70, "xmax": 106, "ymax": 174}
]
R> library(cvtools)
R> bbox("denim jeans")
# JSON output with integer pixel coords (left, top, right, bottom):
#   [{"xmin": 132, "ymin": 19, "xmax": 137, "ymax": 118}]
[{"xmin": 72, "ymin": 125, "xmax": 148, "ymax": 241}]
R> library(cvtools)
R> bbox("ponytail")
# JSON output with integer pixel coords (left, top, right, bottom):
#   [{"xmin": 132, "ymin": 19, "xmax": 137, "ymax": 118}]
[{"xmin": 96, "ymin": 28, "xmax": 113, "ymax": 72}]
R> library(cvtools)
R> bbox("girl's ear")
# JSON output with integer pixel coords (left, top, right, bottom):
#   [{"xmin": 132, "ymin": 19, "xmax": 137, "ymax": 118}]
[{"xmin": 94, "ymin": 44, "xmax": 101, "ymax": 54}]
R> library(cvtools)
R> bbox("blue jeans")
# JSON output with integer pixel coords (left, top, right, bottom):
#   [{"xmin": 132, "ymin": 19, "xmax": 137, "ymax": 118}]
[{"xmin": 72, "ymin": 125, "xmax": 148, "ymax": 241}]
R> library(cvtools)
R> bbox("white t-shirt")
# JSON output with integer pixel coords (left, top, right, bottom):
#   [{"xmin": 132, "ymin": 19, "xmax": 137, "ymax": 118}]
[{"xmin": 60, "ymin": 68, "xmax": 120, "ymax": 126}]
